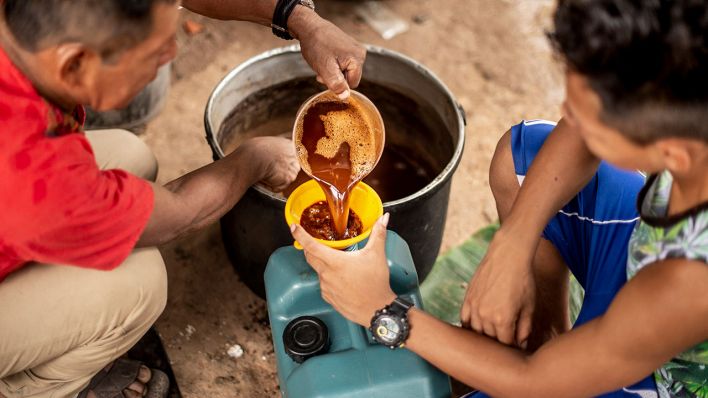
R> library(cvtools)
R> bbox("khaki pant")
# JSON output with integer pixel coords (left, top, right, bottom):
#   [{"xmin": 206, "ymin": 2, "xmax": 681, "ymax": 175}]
[{"xmin": 0, "ymin": 130, "xmax": 167, "ymax": 398}]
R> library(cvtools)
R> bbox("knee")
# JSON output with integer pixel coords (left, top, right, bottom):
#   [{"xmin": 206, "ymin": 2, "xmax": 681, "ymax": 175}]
[
  {"xmin": 115, "ymin": 248, "xmax": 168, "ymax": 330},
  {"xmin": 132, "ymin": 248, "xmax": 168, "ymax": 325},
  {"xmin": 107, "ymin": 130, "xmax": 159, "ymax": 181},
  {"xmin": 489, "ymin": 129, "xmax": 520, "ymax": 220},
  {"xmin": 119, "ymin": 131, "xmax": 159, "ymax": 182}
]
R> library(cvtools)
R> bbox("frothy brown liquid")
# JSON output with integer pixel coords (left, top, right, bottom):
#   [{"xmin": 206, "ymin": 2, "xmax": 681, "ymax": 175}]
[
  {"xmin": 300, "ymin": 201, "xmax": 363, "ymax": 241},
  {"xmin": 294, "ymin": 93, "xmax": 380, "ymax": 239},
  {"xmin": 281, "ymin": 145, "xmax": 435, "ymax": 200}
]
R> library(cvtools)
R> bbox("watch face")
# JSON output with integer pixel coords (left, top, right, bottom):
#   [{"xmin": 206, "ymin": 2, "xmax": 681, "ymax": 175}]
[{"xmin": 374, "ymin": 315, "xmax": 401, "ymax": 344}]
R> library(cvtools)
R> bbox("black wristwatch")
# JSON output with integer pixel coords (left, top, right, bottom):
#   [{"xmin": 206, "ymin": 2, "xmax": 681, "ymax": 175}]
[
  {"xmin": 369, "ymin": 297, "xmax": 414, "ymax": 349},
  {"xmin": 271, "ymin": 0, "xmax": 316, "ymax": 40}
]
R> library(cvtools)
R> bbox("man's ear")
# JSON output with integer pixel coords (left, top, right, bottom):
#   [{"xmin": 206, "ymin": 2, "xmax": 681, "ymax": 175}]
[
  {"xmin": 654, "ymin": 139, "xmax": 693, "ymax": 173},
  {"xmin": 54, "ymin": 43, "xmax": 100, "ymax": 104}
]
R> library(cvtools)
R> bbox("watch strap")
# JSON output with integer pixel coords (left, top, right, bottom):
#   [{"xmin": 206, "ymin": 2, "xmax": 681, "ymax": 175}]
[
  {"xmin": 272, "ymin": 0, "xmax": 313, "ymax": 40},
  {"xmin": 389, "ymin": 297, "xmax": 414, "ymax": 315}
]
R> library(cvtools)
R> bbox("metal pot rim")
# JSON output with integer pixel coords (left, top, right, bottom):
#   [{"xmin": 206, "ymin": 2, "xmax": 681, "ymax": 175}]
[{"xmin": 205, "ymin": 44, "xmax": 466, "ymax": 207}]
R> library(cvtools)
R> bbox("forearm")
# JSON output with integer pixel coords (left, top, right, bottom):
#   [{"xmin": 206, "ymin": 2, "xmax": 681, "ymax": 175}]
[
  {"xmin": 137, "ymin": 148, "xmax": 262, "ymax": 246},
  {"xmin": 461, "ymin": 120, "xmax": 597, "ymax": 340},
  {"xmin": 406, "ymin": 260, "xmax": 702, "ymax": 397},
  {"xmin": 181, "ymin": 0, "xmax": 319, "ymax": 39},
  {"xmin": 407, "ymin": 309, "xmax": 632, "ymax": 398},
  {"xmin": 181, "ymin": 0, "xmax": 275, "ymax": 23},
  {"xmin": 407, "ymin": 309, "xmax": 534, "ymax": 397},
  {"xmin": 183, "ymin": 0, "xmax": 365, "ymax": 96},
  {"xmin": 502, "ymin": 118, "xmax": 600, "ymax": 248}
]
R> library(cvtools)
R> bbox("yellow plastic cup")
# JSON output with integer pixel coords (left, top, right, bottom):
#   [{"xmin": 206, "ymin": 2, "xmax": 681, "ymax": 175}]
[{"xmin": 285, "ymin": 179, "xmax": 384, "ymax": 250}]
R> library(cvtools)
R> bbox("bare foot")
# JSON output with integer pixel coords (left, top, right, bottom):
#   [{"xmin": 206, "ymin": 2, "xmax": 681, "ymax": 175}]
[{"xmin": 86, "ymin": 363, "xmax": 152, "ymax": 398}]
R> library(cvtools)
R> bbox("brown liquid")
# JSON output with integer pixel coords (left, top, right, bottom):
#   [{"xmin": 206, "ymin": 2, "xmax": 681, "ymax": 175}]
[
  {"xmin": 300, "ymin": 201, "xmax": 363, "ymax": 241},
  {"xmin": 218, "ymin": 78, "xmax": 450, "ymax": 210},
  {"xmin": 296, "ymin": 98, "xmax": 379, "ymax": 239},
  {"xmin": 281, "ymin": 145, "xmax": 436, "ymax": 201}
]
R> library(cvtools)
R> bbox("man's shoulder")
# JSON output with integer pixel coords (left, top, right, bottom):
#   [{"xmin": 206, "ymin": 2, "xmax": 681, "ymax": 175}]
[
  {"xmin": 0, "ymin": 47, "xmax": 52, "ymax": 147},
  {"xmin": 0, "ymin": 44, "xmax": 42, "ymax": 102}
]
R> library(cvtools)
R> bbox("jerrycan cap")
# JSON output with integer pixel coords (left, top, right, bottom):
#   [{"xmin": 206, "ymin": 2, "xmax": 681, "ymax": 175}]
[{"xmin": 283, "ymin": 316, "xmax": 329, "ymax": 364}]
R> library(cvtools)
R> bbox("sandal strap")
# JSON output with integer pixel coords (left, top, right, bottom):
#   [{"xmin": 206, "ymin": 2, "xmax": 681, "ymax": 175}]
[{"xmin": 78, "ymin": 358, "xmax": 143, "ymax": 398}]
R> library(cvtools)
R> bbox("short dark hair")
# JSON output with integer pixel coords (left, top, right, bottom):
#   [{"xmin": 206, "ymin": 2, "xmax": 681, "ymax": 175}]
[
  {"xmin": 2, "ymin": 0, "xmax": 176, "ymax": 61},
  {"xmin": 550, "ymin": 0, "xmax": 708, "ymax": 143}
]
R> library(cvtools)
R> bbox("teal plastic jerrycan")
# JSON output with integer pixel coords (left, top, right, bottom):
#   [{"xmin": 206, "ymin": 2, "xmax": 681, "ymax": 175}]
[{"xmin": 265, "ymin": 231, "xmax": 452, "ymax": 398}]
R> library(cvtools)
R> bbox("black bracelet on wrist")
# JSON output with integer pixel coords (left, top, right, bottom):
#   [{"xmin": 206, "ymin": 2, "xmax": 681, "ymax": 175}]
[{"xmin": 272, "ymin": 0, "xmax": 300, "ymax": 40}]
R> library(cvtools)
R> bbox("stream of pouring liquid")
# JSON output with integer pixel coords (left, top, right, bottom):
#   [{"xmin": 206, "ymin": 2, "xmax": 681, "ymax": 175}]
[{"xmin": 300, "ymin": 101, "xmax": 369, "ymax": 239}]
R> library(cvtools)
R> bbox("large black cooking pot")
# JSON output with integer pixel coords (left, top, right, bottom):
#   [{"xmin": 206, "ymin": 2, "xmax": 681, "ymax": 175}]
[{"xmin": 205, "ymin": 45, "xmax": 466, "ymax": 297}]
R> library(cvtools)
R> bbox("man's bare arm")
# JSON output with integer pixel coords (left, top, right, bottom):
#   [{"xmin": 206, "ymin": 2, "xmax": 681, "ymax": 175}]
[
  {"xmin": 180, "ymin": 0, "xmax": 366, "ymax": 97},
  {"xmin": 181, "ymin": 0, "xmax": 276, "ymax": 24},
  {"xmin": 413, "ymin": 258, "xmax": 708, "ymax": 397},
  {"xmin": 137, "ymin": 136, "xmax": 297, "ymax": 247},
  {"xmin": 461, "ymin": 118, "xmax": 601, "ymax": 346}
]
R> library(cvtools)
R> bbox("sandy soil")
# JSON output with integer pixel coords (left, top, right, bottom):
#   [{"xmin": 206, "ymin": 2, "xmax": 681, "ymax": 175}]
[{"xmin": 142, "ymin": 0, "xmax": 562, "ymax": 396}]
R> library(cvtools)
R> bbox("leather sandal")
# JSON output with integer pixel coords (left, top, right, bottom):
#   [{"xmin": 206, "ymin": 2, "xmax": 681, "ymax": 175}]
[{"xmin": 77, "ymin": 358, "xmax": 169, "ymax": 398}]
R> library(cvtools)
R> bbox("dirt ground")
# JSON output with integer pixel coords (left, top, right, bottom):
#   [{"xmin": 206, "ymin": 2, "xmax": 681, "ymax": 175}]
[{"xmin": 142, "ymin": 1, "xmax": 563, "ymax": 396}]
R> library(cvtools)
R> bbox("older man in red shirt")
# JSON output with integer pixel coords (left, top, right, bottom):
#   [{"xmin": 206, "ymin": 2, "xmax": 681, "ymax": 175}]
[{"xmin": 0, "ymin": 1, "xmax": 365, "ymax": 397}]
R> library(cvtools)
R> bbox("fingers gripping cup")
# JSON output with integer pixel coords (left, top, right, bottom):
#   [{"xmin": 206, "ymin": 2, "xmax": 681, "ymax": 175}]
[{"xmin": 287, "ymin": 90, "xmax": 385, "ymax": 249}]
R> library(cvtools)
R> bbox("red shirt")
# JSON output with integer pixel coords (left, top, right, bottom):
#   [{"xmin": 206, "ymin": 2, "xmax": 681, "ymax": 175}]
[{"xmin": 0, "ymin": 46, "xmax": 154, "ymax": 282}]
